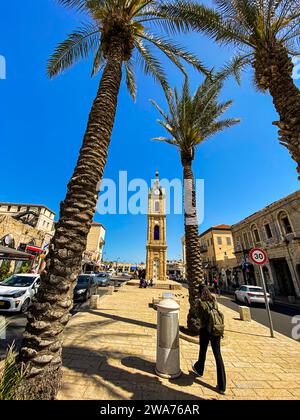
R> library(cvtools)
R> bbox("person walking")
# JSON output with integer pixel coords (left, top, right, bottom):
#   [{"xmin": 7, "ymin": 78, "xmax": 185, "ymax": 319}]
[{"xmin": 192, "ymin": 285, "xmax": 226, "ymax": 394}]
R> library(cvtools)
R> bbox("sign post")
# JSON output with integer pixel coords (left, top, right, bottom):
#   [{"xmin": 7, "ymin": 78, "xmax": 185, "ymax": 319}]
[{"xmin": 249, "ymin": 248, "xmax": 274, "ymax": 338}]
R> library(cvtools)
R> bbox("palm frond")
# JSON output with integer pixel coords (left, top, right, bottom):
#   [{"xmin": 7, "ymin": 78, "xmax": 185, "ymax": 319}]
[
  {"xmin": 0, "ymin": 345, "xmax": 24, "ymax": 400},
  {"xmin": 140, "ymin": 32, "xmax": 209, "ymax": 75},
  {"xmin": 135, "ymin": 39, "xmax": 170, "ymax": 94},
  {"xmin": 150, "ymin": 72, "xmax": 240, "ymax": 157},
  {"xmin": 125, "ymin": 60, "xmax": 137, "ymax": 101},
  {"xmin": 47, "ymin": 23, "xmax": 100, "ymax": 78}
]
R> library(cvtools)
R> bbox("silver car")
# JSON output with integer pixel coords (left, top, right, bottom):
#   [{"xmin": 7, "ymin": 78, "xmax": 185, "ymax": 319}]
[{"xmin": 94, "ymin": 272, "xmax": 110, "ymax": 287}]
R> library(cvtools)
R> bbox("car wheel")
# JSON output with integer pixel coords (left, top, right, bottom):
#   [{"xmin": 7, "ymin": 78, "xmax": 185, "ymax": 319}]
[{"xmin": 20, "ymin": 299, "xmax": 31, "ymax": 314}]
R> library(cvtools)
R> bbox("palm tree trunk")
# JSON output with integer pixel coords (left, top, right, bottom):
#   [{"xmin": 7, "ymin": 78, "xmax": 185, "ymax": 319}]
[
  {"xmin": 16, "ymin": 42, "xmax": 124, "ymax": 400},
  {"xmin": 183, "ymin": 160, "xmax": 204, "ymax": 334},
  {"xmin": 254, "ymin": 44, "xmax": 300, "ymax": 180}
]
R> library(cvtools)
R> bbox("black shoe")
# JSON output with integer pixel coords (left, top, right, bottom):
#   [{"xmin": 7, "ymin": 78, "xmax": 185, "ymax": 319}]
[
  {"xmin": 216, "ymin": 385, "xmax": 226, "ymax": 395},
  {"xmin": 192, "ymin": 363, "xmax": 203, "ymax": 377}
]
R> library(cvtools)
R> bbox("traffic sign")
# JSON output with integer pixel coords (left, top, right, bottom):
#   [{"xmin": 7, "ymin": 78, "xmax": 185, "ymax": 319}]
[{"xmin": 249, "ymin": 248, "xmax": 268, "ymax": 265}]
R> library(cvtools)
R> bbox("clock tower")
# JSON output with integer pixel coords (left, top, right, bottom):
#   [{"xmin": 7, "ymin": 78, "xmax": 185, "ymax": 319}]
[{"xmin": 146, "ymin": 171, "xmax": 167, "ymax": 281}]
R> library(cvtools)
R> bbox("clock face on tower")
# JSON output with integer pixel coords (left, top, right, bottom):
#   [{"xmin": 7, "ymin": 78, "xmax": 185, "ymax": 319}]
[{"xmin": 154, "ymin": 188, "xmax": 160, "ymax": 196}]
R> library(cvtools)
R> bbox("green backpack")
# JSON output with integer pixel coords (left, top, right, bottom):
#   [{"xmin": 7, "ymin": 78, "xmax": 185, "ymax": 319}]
[{"xmin": 206, "ymin": 301, "xmax": 225, "ymax": 338}]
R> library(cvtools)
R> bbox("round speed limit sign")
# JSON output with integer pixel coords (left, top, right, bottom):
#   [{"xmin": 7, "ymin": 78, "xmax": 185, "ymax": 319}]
[{"xmin": 249, "ymin": 248, "xmax": 268, "ymax": 265}]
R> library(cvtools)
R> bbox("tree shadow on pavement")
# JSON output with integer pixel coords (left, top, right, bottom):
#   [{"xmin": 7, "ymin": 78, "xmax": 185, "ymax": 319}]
[
  {"xmin": 61, "ymin": 345, "xmax": 205, "ymax": 400},
  {"xmin": 88, "ymin": 309, "xmax": 157, "ymax": 331}
]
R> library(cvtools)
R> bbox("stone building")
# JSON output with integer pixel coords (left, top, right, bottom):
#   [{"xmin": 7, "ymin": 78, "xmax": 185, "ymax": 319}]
[
  {"xmin": 232, "ymin": 190, "xmax": 300, "ymax": 298},
  {"xmin": 167, "ymin": 260, "xmax": 184, "ymax": 278},
  {"xmin": 182, "ymin": 225, "xmax": 237, "ymax": 285},
  {"xmin": 0, "ymin": 202, "xmax": 106, "ymax": 274},
  {"xmin": 0, "ymin": 214, "xmax": 54, "ymax": 273},
  {"xmin": 0, "ymin": 202, "xmax": 55, "ymax": 233},
  {"xmin": 82, "ymin": 222, "xmax": 106, "ymax": 269},
  {"xmin": 146, "ymin": 171, "xmax": 167, "ymax": 281}
]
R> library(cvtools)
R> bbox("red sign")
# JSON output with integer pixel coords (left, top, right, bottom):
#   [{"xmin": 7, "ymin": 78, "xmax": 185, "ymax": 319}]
[{"xmin": 249, "ymin": 248, "xmax": 268, "ymax": 265}]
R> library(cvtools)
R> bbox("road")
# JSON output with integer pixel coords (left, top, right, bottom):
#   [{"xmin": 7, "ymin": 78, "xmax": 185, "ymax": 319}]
[
  {"xmin": 180, "ymin": 283, "xmax": 300, "ymax": 342},
  {"xmin": 0, "ymin": 276, "xmax": 128, "ymax": 358},
  {"xmin": 217, "ymin": 294, "xmax": 300, "ymax": 341}
]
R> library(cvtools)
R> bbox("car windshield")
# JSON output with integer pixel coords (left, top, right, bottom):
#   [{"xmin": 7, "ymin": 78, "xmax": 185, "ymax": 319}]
[
  {"xmin": 1, "ymin": 275, "xmax": 36, "ymax": 288},
  {"xmin": 77, "ymin": 276, "xmax": 90, "ymax": 286},
  {"xmin": 97, "ymin": 273, "xmax": 107, "ymax": 277},
  {"xmin": 248, "ymin": 287, "xmax": 263, "ymax": 293}
]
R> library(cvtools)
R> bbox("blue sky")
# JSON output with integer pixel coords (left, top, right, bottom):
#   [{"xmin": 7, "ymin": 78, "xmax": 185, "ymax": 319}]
[{"xmin": 0, "ymin": 1, "xmax": 299, "ymax": 263}]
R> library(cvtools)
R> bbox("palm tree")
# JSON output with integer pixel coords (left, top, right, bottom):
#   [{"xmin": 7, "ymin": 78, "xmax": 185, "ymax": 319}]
[
  {"xmin": 157, "ymin": 0, "xmax": 300, "ymax": 179},
  {"xmin": 16, "ymin": 0, "xmax": 207, "ymax": 400},
  {"xmin": 151, "ymin": 76, "xmax": 239, "ymax": 333}
]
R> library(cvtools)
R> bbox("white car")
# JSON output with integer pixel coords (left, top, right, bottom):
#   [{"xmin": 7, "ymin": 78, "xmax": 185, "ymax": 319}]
[
  {"xmin": 235, "ymin": 285, "xmax": 273, "ymax": 306},
  {"xmin": 0, "ymin": 273, "xmax": 40, "ymax": 313}
]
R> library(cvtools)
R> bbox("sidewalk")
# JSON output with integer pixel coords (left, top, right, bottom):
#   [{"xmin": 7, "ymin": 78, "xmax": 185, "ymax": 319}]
[{"xmin": 57, "ymin": 282, "xmax": 300, "ymax": 400}]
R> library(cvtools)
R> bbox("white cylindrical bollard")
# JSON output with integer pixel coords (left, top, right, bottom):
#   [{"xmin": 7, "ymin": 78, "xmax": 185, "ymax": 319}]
[{"xmin": 156, "ymin": 298, "xmax": 181, "ymax": 379}]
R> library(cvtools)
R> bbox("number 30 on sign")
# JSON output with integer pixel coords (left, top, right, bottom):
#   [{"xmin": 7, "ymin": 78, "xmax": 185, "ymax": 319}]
[{"xmin": 249, "ymin": 248, "xmax": 268, "ymax": 265}]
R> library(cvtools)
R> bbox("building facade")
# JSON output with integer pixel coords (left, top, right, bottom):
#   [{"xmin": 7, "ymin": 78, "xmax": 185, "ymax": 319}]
[
  {"xmin": 0, "ymin": 202, "xmax": 55, "ymax": 233},
  {"xmin": 0, "ymin": 202, "xmax": 107, "ymax": 274},
  {"xmin": 232, "ymin": 190, "xmax": 300, "ymax": 298},
  {"xmin": 146, "ymin": 171, "xmax": 167, "ymax": 281},
  {"xmin": 167, "ymin": 260, "xmax": 184, "ymax": 278},
  {"xmin": 182, "ymin": 225, "xmax": 237, "ymax": 285},
  {"xmin": 83, "ymin": 222, "xmax": 106, "ymax": 267}
]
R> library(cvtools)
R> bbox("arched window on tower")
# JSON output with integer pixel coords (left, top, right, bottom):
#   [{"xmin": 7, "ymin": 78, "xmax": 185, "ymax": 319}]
[
  {"xmin": 154, "ymin": 225, "xmax": 160, "ymax": 241},
  {"xmin": 154, "ymin": 201, "xmax": 160, "ymax": 213}
]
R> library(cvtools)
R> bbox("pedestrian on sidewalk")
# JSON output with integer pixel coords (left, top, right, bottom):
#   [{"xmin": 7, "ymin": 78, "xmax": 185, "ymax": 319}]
[
  {"xmin": 192, "ymin": 285, "xmax": 226, "ymax": 394},
  {"xmin": 213, "ymin": 276, "xmax": 220, "ymax": 297}
]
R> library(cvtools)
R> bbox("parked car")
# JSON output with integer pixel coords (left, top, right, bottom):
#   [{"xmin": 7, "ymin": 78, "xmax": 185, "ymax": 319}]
[
  {"xmin": 106, "ymin": 269, "xmax": 115, "ymax": 277},
  {"xmin": 74, "ymin": 274, "xmax": 97, "ymax": 302},
  {"xmin": 0, "ymin": 273, "xmax": 40, "ymax": 313},
  {"xmin": 234, "ymin": 285, "xmax": 273, "ymax": 306},
  {"xmin": 121, "ymin": 272, "xmax": 131, "ymax": 278},
  {"xmin": 94, "ymin": 272, "xmax": 110, "ymax": 287}
]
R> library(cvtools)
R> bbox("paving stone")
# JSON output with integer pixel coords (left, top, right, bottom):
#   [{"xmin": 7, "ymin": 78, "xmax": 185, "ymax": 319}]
[{"xmin": 57, "ymin": 283, "xmax": 300, "ymax": 401}]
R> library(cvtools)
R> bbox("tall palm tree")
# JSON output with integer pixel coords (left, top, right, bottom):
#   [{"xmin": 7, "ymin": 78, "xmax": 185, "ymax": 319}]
[
  {"xmin": 17, "ymin": 0, "xmax": 207, "ymax": 399},
  {"xmin": 150, "ymin": 76, "xmax": 240, "ymax": 333},
  {"xmin": 157, "ymin": 0, "xmax": 300, "ymax": 179}
]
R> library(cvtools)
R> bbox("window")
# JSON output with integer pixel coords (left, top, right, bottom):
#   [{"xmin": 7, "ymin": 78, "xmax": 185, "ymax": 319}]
[
  {"xmin": 251, "ymin": 225, "xmax": 261, "ymax": 243},
  {"xmin": 243, "ymin": 232, "xmax": 249, "ymax": 249},
  {"xmin": 217, "ymin": 237, "xmax": 222, "ymax": 245},
  {"xmin": 226, "ymin": 237, "xmax": 231, "ymax": 246},
  {"xmin": 154, "ymin": 201, "xmax": 160, "ymax": 213},
  {"xmin": 281, "ymin": 215, "xmax": 293, "ymax": 234},
  {"xmin": 253, "ymin": 229, "xmax": 260, "ymax": 243},
  {"xmin": 264, "ymin": 223, "xmax": 273, "ymax": 239},
  {"xmin": 154, "ymin": 225, "xmax": 160, "ymax": 241}
]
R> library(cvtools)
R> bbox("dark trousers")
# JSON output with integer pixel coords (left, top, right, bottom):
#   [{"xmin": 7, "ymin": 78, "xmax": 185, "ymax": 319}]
[{"xmin": 195, "ymin": 328, "xmax": 226, "ymax": 391}]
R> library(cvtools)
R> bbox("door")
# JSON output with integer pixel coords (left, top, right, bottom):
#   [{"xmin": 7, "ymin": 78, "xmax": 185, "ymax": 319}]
[{"xmin": 271, "ymin": 258, "xmax": 295, "ymax": 296}]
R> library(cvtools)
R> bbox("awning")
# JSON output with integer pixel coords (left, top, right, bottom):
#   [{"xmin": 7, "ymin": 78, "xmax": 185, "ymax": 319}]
[
  {"xmin": 0, "ymin": 245, "xmax": 34, "ymax": 261},
  {"xmin": 26, "ymin": 245, "xmax": 43, "ymax": 253}
]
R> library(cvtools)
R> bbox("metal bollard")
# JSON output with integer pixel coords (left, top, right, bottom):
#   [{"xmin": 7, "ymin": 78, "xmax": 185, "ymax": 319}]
[{"xmin": 155, "ymin": 298, "xmax": 181, "ymax": 379}]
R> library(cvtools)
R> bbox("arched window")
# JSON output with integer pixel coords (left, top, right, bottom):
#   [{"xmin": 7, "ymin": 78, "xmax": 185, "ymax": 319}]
[
  {"xmin": 154, "ymin": 225, "xmax": 160, "ymax": 241},
  {"xmin": 278, "ymin": 211, "xmax": 293, "ymax": 235},
  {"xmin": 251, "ymin": 224, "xmax": 261, "ymax": 244},
  {"xmin": 154, "ymin": 201, "xmax": 160, "ymax": 213}
]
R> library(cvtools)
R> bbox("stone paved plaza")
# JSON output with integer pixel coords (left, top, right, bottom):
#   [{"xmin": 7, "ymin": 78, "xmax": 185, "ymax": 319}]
[{"xmin": 57, "ymin": 282, "xmax": 300, "ymax": 400}]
